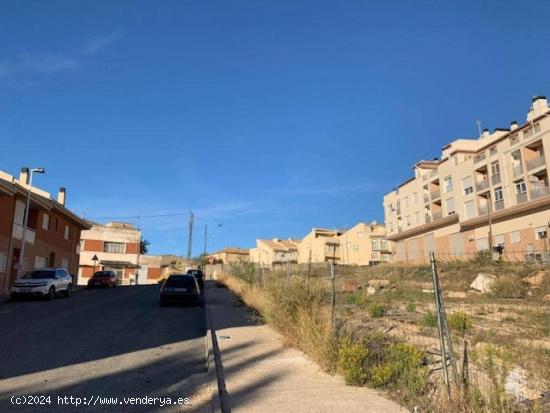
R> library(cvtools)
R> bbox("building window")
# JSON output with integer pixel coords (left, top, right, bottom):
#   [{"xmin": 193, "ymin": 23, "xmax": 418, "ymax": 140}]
[
  {"xmin": 380, "ymin": 240, "xmax": 387, "ymax": 250},
  {"xmin": 534, "ymin": 122, "xmax": 541, "ymax": 133},
  {"xmin": 414, "ymin": 211, "xmax": 419, "ymax": 224},
  {"xmin": 476, "ymin": 238, "xmax": 489, "ymax": 251},
  {"xmin": 104, "ymin": 242, "xmax": 125, "ymax": 254},
  {"xmin": 489, "ymin": 146, "xmax": 497, "ymax": 156},
  {"xmin": 371, "ymin": 239, "xmax": 379, "ymax": 250},
  {"xmin": 382, "ymin": 253, "xmax": 391, "ymax": 262},
  {"xmin": 34, "ymin": 256, "xmax": 48, "ymax": 269},
  {"xmin": 64, "ymin": 225, "xmax": 70, "ymax": 240},
  {"xmin": 510, "ymin": 231, "xmax": 521, "ymax": 244},
  {"xmin": 494, "ymin": 234, "xmax": 505, "ymax": 247},
  {"xmin": 446, "ymin": 197, "xmax": 455, "ymax": 215},
  {"xmin": 353, "ymin": 244, "xmax": 359, "ymax": 251},
  {"xmin": 535, "ymin": 227, "xmax": 548, "ymax": 240},
  {"xmin": 0, "ymin": 253, "xmax": 7, "ymax": 273},
  {"xmin": 490, "ymin": 161, "xmax": 500, "ymax": 177},
  {"xmin": 462, "ymin": 176, "xmax": 473, "ymax": 195},
  {"xmin": 443, "ymin": 176, "xmax": 453, "ymax": 193},
  {"xmin": 510, "ymin": 134, "xmax": 519, "ymax": 145},
  {"xmin": 515, "ymin": 181, "xmax": 527, "ymax": 194},
  {"xmin": 404, "ymin": 196, "xmax": 409, "ymax": 208},
  {"xmin": 371, "ymin": 252, "xmax": 379, "ymax": 260},
  {"xmin": 42, "ymin": 213, "xmax": 50, "ymax": 230},
  {"xmin": 464, "ymin": 200, "xmax": 476, "ymax": 219},
  {"xmin": 406, "ymin": 215, "xmax": 411, "ymax": 226},
  {"xmin": 413, "ymin": 192, "xmax": 419, "ymax": 204}
]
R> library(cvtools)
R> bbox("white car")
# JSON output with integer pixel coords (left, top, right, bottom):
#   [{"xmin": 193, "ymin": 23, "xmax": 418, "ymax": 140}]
[{"xmin": 11, "ymin": 268, "xmax": 73, "ymax": 300}]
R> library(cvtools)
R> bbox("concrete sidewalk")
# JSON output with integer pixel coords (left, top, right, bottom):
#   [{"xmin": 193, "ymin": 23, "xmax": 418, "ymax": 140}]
[{"xmin": 206, "ymin": 283, "xmax": 407, "ymax": 413}]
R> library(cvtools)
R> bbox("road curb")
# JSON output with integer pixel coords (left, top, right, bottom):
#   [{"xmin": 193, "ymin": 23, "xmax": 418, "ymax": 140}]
[{"xmin": 205, "ymin": 286, "xmax": 231, "ymax": 413}]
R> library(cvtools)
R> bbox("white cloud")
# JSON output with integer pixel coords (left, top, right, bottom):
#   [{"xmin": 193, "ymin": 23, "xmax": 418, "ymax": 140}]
[
  {"xmin": 83, "ymin": 30, "xmax": 123, "ymax": 55},
  {"xmin": 0, "ymin": 53, "xmax": 77, "ymax": 79}
]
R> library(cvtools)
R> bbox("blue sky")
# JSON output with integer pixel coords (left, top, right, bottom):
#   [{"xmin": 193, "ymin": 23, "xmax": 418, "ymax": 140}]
[{"xmin": 1, "ymin": 0, "xmax": 550, "ymax": 255}]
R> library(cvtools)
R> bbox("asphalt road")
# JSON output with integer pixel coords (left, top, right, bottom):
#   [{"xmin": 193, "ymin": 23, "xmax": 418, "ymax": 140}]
[{"xmin": 0, "ymin": 285, "xmax": 208, "ymax": 412}]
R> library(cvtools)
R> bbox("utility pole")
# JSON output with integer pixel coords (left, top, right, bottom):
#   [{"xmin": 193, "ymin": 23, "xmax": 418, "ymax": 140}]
[{"xmin": 187, "ymin": 211, "xmax": 194, "ymax": 259}]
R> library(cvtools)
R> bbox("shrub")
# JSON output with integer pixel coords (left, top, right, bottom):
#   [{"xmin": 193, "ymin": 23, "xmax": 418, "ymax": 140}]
[
  {"xmin": 338, "ymin": 335, "xmax": 369, "ymax": 385},
  {"xmin": 406, "ymin": 302, "xmax": 417, "ymax": 313},
  {"xmin": 368, "ymin": 303, "xmax": 385, "ymax": 318},
  {"xmin": 420, "ymin": 311, "xmax": 437, "ymax": 328},
  {"xmin": 491, "ymin": 275, "xmax": 528, "ymax": 298},
  {"xmin": 447, "ymin": 312, "xmax": 473, "ymax": 336},
  {"xmin": 370, "ymin": 363, "xmax": 393, "ymax": 387}
]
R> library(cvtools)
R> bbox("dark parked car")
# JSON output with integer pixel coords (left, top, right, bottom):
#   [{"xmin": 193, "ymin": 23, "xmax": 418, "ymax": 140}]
[
  {"xmin": 88, "ymin": 271, "xmax": 118, "ymax": 288},
  {"xmin": 159, "ymin": 274, "xmax": 202, "ymax": 306},
  {"xmin": 186, "ymin": 269, "xmax": 205, "ymax": 291}
]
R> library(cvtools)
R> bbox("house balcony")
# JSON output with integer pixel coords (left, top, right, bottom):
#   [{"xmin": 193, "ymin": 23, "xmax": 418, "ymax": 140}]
[
  {"xmin": 423, "ymin": 194, "xmax": 430, "ymax": 204},
  {"xmin": 530, "ymin": 186, "xmax": 550, "ymax": 200},
  {"xmin": 432, "ymin": 211, "xmax": 443, "ymax": 221},
  {"xmin": 476, "ymin": 180, "xmax": 489, "ymax": 192},
  {"xmin": 478, "ymin": 205, "xmax": 488, "ymax": 215},
  {"xmin": 513, "ymin": 164, "xmax": 523, "ymax": 178},
  {"xmin": 474, "ymin": 153, "xmax": 486, "ymax": 164},
  {"xmin": 494, "ymin": 199, "xmax": 505, "ymax": 211},
  {"xmin": 516, "ymin": 192, "xmax": 528, "ymax": 204},
  {"xmin": 491, "ymin": 174, "xmax": 501, "ymax": 185},
  {"xmin": 526, "ymin": 155, "xmax": 546, "ymax": 171},
  {"xmin": 12, "ymin": 223, "xmax": 36, "ymax": 244},
  {"xmin": 430, "ymin": 189, "xmax": 441, "ymax": 200}
]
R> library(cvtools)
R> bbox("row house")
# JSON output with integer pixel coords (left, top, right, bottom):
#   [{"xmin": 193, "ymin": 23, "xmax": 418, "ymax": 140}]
[
  {"xmin": 78, "ymin": 222, "xmax": 162, "ymax": 285},
  {"xmin": 384, "ymin": 95, "xmax": 550, "ymax": 263},
  {"xmin": 249, "ymin": 239, "xmax": 300, "ymax": 266},
  {"xmin": 207, "ymin": 248, "xmax": 250, "ymax": 265},
  {"xmin": 0, "ymin": 168, "xmax": 90, "ymax": 295},
  {"xmin": 339, "ymin": 222, "xmax": 392, "ymax": 265}
]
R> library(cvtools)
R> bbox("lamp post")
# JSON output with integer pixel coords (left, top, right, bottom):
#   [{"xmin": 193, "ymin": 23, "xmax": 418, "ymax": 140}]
[
  {"xmin": 204, "ymin": 223, "xmax": 222, "ymax": 255},
  {"xmin": 92, "ymin": 254, "xmax": 99, "ymax": 276},
  {"xmin": 17, "ymin": 167, "xmax": 45, "ymax": 278}
]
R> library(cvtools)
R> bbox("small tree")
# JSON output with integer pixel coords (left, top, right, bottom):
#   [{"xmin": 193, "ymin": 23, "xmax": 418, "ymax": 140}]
[{"xmin": 140, "ymin": 239, "xmax": 150, "ymax": 254}]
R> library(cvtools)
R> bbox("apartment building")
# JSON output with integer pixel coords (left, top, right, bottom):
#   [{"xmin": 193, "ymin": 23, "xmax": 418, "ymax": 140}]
[
  {"xmin": 0, "ymin": 168, "xmax": 90, "ymax": 295},
  {"xmin": 207, "ymin": 248, "xmax": 250, "ymax": 265},
  {"xmin": 78, "ymin": 222, "xmax": 161, "ymax": 285},
  {"xmin": 297, "ymin": 228, "xmax": 342, "ymax": 264},
  {"xmin": 249, "ymin": 239, "xmax": 300, "ymax": 265},
  {"xmin": 339, "ymin": 222, "xmax": 392, "ymax": 265},
  {"xmin": 384, "ymin": 96, "xmax": 550, "ymax": 263}
]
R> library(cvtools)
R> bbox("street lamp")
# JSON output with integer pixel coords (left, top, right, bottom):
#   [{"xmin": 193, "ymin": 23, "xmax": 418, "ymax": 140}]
[
  {"xmin": 17, "ymin": 167, "xmax": 46, "ymax": 278},
  {"xmin": 204, "ymin": 223, "xmax": 222, "ymax": 255}
]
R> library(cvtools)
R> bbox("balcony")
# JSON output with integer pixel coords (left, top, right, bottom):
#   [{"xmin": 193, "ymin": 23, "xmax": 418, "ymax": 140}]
[
  {"xmin": 516, "ymin": 192, "xmax": 528, "ymax": 204},
  {"xmin": 474, "ymin": 153, "xmax": 486, "ymax": 164},
  {"xmin": 478, "ymin": 205, "xmax": 488, "ymax": 215},
  {"xmin": 430, "ymin": 189, "xmax": 441, "ymax": 200},
  {"xmin": 530, "ymin": 186, "xmax": 550, "ymax": 200},
  {"xmin": 526, "ymin": 155, "xmax": 546, "ymax": 171},
  {"xmin": 491, "ymin": 174, "xmax": 501, "ymax": 185},
  {"xmin": 423, "ymin": 194, "xmax": 430, "ymax": 204},
  {"xmin": 494, "ymin": 199, "xmax": 505, "ymax": 211},
  {"xmin": 476, "ymin": 180, "xmax": 489, "ymax": 192},
  {"xmin": 12, "ymin": 223, "xmax": 36, "ymax": 244},
  {"xmin": 513, "ymin": 164, "xmax": 523, "ymax": 178},
  {"xmin": 432, "ymin": 211, "xmax": 443, "ymax": 221}
]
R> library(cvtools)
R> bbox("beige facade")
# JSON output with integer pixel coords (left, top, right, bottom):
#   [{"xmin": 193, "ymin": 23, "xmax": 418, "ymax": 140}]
[
  {"xmin": 249, "ymin": 239, "xmax": 300, "ymax": 265},
  {"xmin": 207, "ymin": 248, "xmax": 250, "ymax": 265},
  {"xmin": 297, "ymin": 228, "xmax": 342, "ymax": 264},
  {"xmin": 339, "ymin": 222, "xmax": 392, "ymax": 265},
  {"xmin": 78, "ymin": 222, "xmax": 162, "ymax": 285},
  {"xmin": 384, "ymin": 96, "xmax": 550, "ymax": 263}
]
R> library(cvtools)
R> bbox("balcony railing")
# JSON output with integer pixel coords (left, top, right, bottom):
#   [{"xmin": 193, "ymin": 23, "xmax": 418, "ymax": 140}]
[
  {"xmin": 516, "ymin": 192, "xmax": 528, "ymax": 204},
  {"xmin": 476, "ymin": 180, "xmax": 489, "ymax": 192},
  {"xmin": 530, "ymin": 186, "xmax": 550, "ymax": 200},
  {"xmin": 512, "ymin": 164, "xmax": 523, "ymax": 178},
  {"xmin": 474, "ymin": 153, "xmax": 486, "ymax": 164},
  {"xmin": 494, "ymin": 199, "xmax": 505, "ymax": 210},
  {"xmin": 430, "ymin": 189, "xmax": 441, "ymax": 200},
  {"xmin": 423, "ymin": 194, "xmax": 430, "ymax": 204},
  {"xmin": 12, "ymin": 223, "xmax": 36, "ymax": 244},
  {"xmin": 491, "ymin": 174, "xmax": 501, "ymax": 185},
  {"xmin": 526, "ymin": 155, "xmax": 546, "ymax": 171}
]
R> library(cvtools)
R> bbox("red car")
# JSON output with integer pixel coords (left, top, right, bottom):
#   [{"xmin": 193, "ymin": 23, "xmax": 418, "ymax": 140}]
[{"xmin": 88, "ymin": 271, "xmax": 118, "ymax": 288}]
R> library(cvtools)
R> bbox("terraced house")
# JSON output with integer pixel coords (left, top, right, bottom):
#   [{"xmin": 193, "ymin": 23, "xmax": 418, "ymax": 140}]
[
  {"xmin": 384, "ymin": 96, "xmax": 550, "ymax": 263},
  {"xmin": 0, "ymin": 168, "xmax": 90, "ymax": 295}
]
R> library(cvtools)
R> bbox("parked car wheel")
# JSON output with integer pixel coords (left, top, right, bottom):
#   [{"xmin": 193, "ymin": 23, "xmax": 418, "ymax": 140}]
[
  {"xmin": 64, "ymin": 284, "xmax": 72, "ymax": 297},
  {"xmin": 46, "ymin": 286, "xmax": 56, "ymax": 300}
]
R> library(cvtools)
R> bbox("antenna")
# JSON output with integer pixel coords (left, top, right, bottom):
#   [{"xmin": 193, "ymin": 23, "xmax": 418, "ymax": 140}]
[
  {"xmin": 475, "ymin": 120, "xmax": 482, "ymax": 137},
  {"xmin": 187, "ymin": 211, "xmax": 194, "ymax": 258}
]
